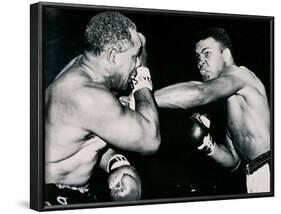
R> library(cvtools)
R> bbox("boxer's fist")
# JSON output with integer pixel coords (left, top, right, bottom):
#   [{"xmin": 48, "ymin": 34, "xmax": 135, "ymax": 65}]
[
  {"xmin": 187, "ymin": 113, "xmax": 215, "ymax": 155},
  {"xmin": 108, "ymin": 165, "xmax": 141, "ymax": 201},
  {"xmin": 130, "ymin": 66, "xmax": 153, "ymax": 93}
]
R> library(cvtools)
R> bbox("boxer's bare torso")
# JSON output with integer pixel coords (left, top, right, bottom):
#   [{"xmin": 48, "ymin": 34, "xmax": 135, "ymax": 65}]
[
  {"xmin": 45, "ymin": 56, "xmax": 107, "ymax": 186},
  {"xmin": 225, "ymin": 66, "xmax": 270, "ymax": 163}
]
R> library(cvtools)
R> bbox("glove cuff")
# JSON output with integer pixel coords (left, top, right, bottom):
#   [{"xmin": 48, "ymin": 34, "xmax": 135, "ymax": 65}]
[
  {"xmin": 206, "ymin": 141, "xmax": 216, "ymax": 156},
  {"xmin": 129, "ymin": 94, "xmax": 136, "ymax": 110},
  {"xmin": 107, "ymin": 154, "xmax": 130, "ymax": 173},
  {"xmin": 197, "ymin": 134, "xmax": 216, "ymax": 155}
]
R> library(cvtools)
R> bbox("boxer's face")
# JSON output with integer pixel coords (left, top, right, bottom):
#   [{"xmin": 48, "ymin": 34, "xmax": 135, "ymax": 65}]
[
  {"xmin": 114, "ymin": 29, "xmax": 141, "ymax": 90},
  {"xmin": 195, "ymin": 37, "xmax": 225, "ymax": 81}
]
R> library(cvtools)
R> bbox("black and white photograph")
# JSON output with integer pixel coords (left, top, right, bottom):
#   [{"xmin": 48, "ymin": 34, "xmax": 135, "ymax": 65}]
[{"xmin": 30, "ymin": 1, "xmax": 274, "ymax": 211}]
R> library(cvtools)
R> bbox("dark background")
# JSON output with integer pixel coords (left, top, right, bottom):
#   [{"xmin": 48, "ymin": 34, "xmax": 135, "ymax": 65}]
[{"xmin": 43, "ymin": 6, "xmax": 272, "ymax": 201}]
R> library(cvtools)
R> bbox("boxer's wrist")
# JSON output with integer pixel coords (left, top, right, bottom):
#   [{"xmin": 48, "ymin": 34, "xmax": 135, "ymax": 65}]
[
  {"xmin": 107, "ymin": 154, "xmax": 130, "ymax": 173},
  {"xmin": 198, "ymin": 134, "xmax": 216, "ymax": 155},
  {"xmin": 131, "ymin": 67, "xmax": 153, "ymax": 94}
]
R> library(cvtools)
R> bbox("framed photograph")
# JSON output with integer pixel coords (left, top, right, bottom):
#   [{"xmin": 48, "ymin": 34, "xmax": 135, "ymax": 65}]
[{"xmin": 30, "ymin": 1, "xmax": 274, "ymax": 211}]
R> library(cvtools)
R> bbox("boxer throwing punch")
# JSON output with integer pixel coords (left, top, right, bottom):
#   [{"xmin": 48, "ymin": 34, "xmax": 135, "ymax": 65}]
[
  {"xmin": 45, "ymin": 12, "xmax": 160, "ymax": 205},
  {"xmin": 155, "ymin": 27, "xmax": 270, "ymax": 193}
]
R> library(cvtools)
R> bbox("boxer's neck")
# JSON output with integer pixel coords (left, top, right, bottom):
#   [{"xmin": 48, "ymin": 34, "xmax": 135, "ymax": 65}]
[{"xmin": 80, "ymin": 51, "xmax": 113, "ymax": 89}]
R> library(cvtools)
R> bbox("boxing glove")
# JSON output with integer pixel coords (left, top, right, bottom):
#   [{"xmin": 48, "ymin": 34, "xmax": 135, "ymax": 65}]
[
  {"xmin": 107, "ymin": 154, "xmax": 141, "ymax": 201},
  {"xmin": 130, "ymin": 66, "xmax": 153, "ymax": 94},
  {"xmin": 187, "ymin": 113, "xmax": 215, "ymax": 155}
]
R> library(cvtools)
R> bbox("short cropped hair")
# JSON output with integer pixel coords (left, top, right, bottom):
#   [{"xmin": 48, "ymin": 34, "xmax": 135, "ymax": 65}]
[
  {"xmin": 84, "ymin": 12, "xmax": 136, "ymax": 56},
  {"xmin": 196, "ymin": 27, "xmax": 233, "ymax": 53}
]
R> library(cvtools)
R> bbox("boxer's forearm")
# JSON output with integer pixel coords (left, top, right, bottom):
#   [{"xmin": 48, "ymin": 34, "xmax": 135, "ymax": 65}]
[
  {"xmin": 134, "ymin": 89, "xmax": 161, "ymax": 153},
  {"xmin": 134, "ymin": 89, "xmax": 158, "ymax": 121},
  {"xmin": 208, "ymin": 143, "xmax": 241, "ymax": 170},
  {"xmin": 154, "ymin": 81, "xmax": 207, "ymax": 109}
]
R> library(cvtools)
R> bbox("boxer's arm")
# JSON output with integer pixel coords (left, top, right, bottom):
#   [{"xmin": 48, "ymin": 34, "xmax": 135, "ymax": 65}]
[
  {"xmin": 208, "ymin": 134, "xmax": 241, "ymax": 171},
  {"xmin": 155, "ymin": 66, "xmax": 245, "ymax": 109},
  {"xmin": 99, "ymin": 148, "xmax": 117, "ymax": 172},
  {"xmin": 187, "ymin": 113, "xmax": 240, "ymax": 170},
  {"xmin": 75, "ymin": 87, "xmax": 160, "ymax": 155}
]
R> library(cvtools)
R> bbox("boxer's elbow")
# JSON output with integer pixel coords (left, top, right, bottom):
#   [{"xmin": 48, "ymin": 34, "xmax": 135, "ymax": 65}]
[
  {"xmin": 139, "ymin": 129, "xmax": 161, "ymax": 155},
  {"xmin": 149, "ymin": 132, "xmax": 161, "ymax": 154},
  {"xmin": 140, "ymin": 139, "xmax": 160, "ymax": 155},
  {"xmin": 147, "ymin": 121, "xmax": 161, "ymax": 154},
  {"xmin": 223, "ymin": 155, "xmax": 241, "ymax": 171},
  {"xmin": 136, "ymin": 114, "xmax": 161, "ymax": 155},
  {"xmin": 230, "ymin": 159, "xmax": 241, "ymax": 172}
]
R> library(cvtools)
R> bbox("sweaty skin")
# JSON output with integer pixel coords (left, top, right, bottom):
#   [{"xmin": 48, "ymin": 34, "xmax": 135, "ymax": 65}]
[{"xmin": 155, "ymin": 37, "xmax": 270, "ymax": 168}]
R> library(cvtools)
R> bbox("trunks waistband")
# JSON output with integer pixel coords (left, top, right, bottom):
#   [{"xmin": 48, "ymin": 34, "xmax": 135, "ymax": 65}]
[
  {"xmin": 55, "ymin": 183, "xmax": 90, "ymax": 194},
  {"xmin": 245, "ymin": 151, "xmax": 271, "ymax": 175}
]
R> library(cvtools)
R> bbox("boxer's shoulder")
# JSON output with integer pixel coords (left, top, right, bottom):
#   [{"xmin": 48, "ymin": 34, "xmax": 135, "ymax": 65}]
[
  {"xmin": 218, "ymin": 65, "xmax": 256, "ymax": 92},
  {"xmin": 63, "ymin": 83, "xmax": 120, "ymax": 124},
  {"xmin": 74, "ymin": 83, "xmax": 116, "ymax": 107},
  {"xmin": 228, "ymin": 65, "xmax": 266, "ymax": 97},
  {"xmin": 222, "ymin": 65, "xmax": 254, "ymax": 81}
]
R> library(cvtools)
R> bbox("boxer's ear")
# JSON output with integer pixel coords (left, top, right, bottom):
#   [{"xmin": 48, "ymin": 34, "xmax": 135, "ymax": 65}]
[
  {"xmin": 138, "ymin": 32, "xmax": 146, "ymax": 47},
  {"xmin": 222, "ymin": 48, "xmax": 232, "ymax": 65},
  {"xmin": 107, "ymin": 47, "xmax": 117, "ymax": 65}
]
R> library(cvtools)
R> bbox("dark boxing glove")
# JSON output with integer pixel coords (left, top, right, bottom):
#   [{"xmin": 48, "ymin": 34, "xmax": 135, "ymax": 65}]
[
  {"xmin": 187, "ymin": 113, "xmax": 216, "ymax": 155},
  {"xmin": 107, "ymin": 154, "xmax": 141, "ymax": 201}
]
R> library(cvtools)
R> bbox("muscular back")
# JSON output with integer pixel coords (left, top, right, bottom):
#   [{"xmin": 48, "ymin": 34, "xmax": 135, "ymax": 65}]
[
  {"xmin": 45, "ymin": 57, "xmax": 107, "ymax": 186},
  {"xmin": 225, "ymin": 66, "xmax": 270, "ymax": 162}
]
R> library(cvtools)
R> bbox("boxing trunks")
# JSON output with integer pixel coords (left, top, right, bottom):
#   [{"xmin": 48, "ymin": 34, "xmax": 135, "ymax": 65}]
[
  {"xmin": 245, "ymin": 151, "xmax": 271, "ymax": 193},
  {"xmin": 44, "ymin": 183, "xmax": 97, "ymax": 206}
]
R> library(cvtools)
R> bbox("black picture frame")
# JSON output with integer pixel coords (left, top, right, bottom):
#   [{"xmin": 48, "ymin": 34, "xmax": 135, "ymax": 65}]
[{"xmin": 30, "ymin": 1, "xmax": 274, "ymax": 211}]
